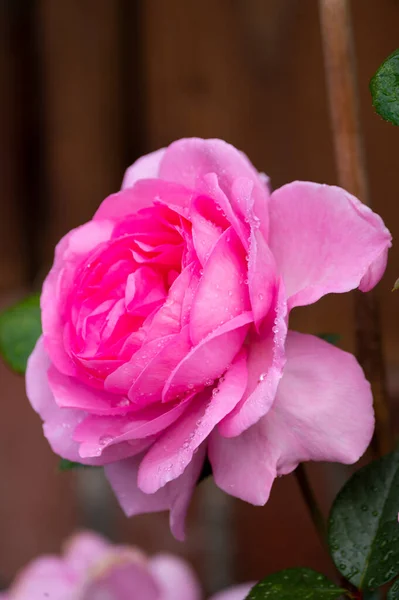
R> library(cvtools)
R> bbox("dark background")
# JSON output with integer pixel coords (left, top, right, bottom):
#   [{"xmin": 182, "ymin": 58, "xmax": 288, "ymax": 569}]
[{"xmin": 1, "ymin": 0, "xmax": 399, "ymax": 595}]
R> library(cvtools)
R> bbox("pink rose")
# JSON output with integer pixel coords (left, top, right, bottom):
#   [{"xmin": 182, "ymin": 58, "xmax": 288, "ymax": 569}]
[
  {"xmin": 0, "ymin": 530, "xmax": 251, "ymax": 599},
  {"xmin": 26, "ymin": 138, "xmax": 391, "ymax": 538}
]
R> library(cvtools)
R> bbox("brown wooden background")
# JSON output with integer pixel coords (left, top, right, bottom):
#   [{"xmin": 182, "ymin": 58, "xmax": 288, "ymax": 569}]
[{"xmin": 1, "ymin": 0, "xmax": 399, "ymax": 595}]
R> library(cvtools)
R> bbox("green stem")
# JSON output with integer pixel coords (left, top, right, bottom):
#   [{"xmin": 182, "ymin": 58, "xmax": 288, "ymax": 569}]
[{"xmin": 294, "ymin": 464, "xmax": 327, "ymax": 548}]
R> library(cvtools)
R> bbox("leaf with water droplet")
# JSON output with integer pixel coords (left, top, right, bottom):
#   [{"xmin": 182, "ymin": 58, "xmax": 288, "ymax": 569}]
[
  {"xmin": 245, "ymin": 568, "xmax": 348, "ymax": 599},
  {"xmin": 388, "ymin": 579, "xmax": 399, "ymax": 599},
  {"xmin": 0, "ymin": 294, "xmax": 41, "ymax": 374},
  {"xmin": 370, "ymin": 49, "xmax": 399, "ymax": 126},
  {"xmin": 329, "ymin": 445, "xmax": 399, "ymax": 590}
]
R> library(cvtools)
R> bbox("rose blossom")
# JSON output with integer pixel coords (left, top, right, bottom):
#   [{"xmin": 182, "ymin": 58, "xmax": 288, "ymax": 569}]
[
  {"xmin": 0, "ymin": 531, "xmax": 253, "ymax": 599},
  {"xmin": 26, "ymin": 138, "xmax": 391, "ymax": 538}
]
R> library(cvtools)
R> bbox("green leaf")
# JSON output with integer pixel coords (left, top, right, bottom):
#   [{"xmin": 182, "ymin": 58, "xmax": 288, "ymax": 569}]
[
  {"xmin": 245, "ymin": 568, "xmax": 347, "ymax": 599},
  {"xmin": 388, "ymin": 580, "xmax": 399, "ymax": 599},
  {"xmin": 0, "ymin": 294, "xmax": 41, "ymax": 373},
  {"xmin": 364, "ymin": 591, "xmax": 382, "ymax": 600},
  {"xmin": 317, "ymin": 333, "xmax": 340, "ymax": 346},
  {"xmin": 370, "ymin": 49, "xmax": 399, "ymax": 126},
  {"xmin": 58, "ymin": 459, "xmax": 95, "ymax": 472},
  {"xmin": 329, "ymin": 446, "xmax": 399, "ymax": 590}
]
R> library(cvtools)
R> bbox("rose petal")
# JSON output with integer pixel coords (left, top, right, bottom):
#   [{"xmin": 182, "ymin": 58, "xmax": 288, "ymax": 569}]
[
  {"xmin": 105, "ymin": 444, "xmax": 206, "ymax": 541},
  {"xmin": 190, "ymin": 228, "xmax": 250, "ymax": 344},
  {"xmin": 268, "ymin": 181, "xmax": 392, "ymax": 309},
  {"xmin": 122, "ymin": 148, "xmax": 166, "ymax": 188},
  {"xmin": 159, "ymin": 138, "xmax": 269, "ymax": 239},
  {"xmin": 26, "ymin": 338, "xmax": 139, "ymax": 465},
  {"xmin": 74, "ymin": 396, "xmax": 193, "ymax": 459},
  {"xmin": 42, "ymin": 220, "xmax": 114, "ymax": 376},
  {"xmin": 219, "ymin": 280, "xmax": 287, "ymax": 437},
  {"xmin": 198, "ymin": 174, "xmax": 249, "ymax": 250},
  {"xmin": 80, "ymin": 554, "xmax": 160, "ymax": 600},
  {"xmin": 47, "ymin": 366, "xmax": 135, "ymax": 416},
  {"xmin": 247, "ymin": 228, "xmax": 276, "ymax": 330},
  {"xmin": 7, "ymin": 557, "xmax": 75, "ymax": 600},
  {"xmin": 128, "ymin": 327, "xmax": 192, "ymax": 403},
  {"xmin": 105, "ymin": 334, "xmax": 177, "ymax": 396},
  {"xmin": 149, "ymin": 555, "xmax": 202, "ymax": 600},
  {"xmin": 210, "ymin": 331, "xmax": 374, "ymax": 505},
  {"xmin": 162, "ymin": 312, "xmax": 253, "ymax": 403},
  {"xmin": 138, "ymin": 349, "xmax": 248, "ymax": 493}
]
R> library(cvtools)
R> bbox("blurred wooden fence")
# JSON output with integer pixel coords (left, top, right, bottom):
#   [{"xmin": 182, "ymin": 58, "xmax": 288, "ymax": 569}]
[{"xmin": 1, "ymin": 0, "xmax": 399, "ymax": 594}]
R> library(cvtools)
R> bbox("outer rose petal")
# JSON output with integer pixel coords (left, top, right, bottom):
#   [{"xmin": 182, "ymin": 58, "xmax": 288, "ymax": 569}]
[
  {"xmin": 80, "ymin": 553, "xmax": 160, "ymax": 600},
  {"xmin": 138, "ymin": 350, "xmax": 248, "ymax": 493},
  {"xmin": 149, "ymin": 555, "xmax": 202, "ymax": 600},
  {"xmin": 64, "ymin": 531, "xmax": 111, "ymax": 576},
  {"xmin": 268, "ymin": 181, "xmax": 392, "ymax": 309},
  {"xmin": 121, "ymin": 147, "xmax": 166, "ymax": 188},
  {"xmin": 105, "ymin": 444, "xmax": 206, "ymax": 541},
  {"xmin": 209, "ymin": 583, "xmax": 256, "ymax": 600},
  {"xmin": 159, "ymin": 138, "xmax": 269, "ymax": 239},
  {"xmin": 6, "ymin": 557, "xmax": 75, "ymax": 600},
  {"xmin": 42, "ymin": 220, "xmax": 114, "ymax": 376},
  {"xmin": 94, "ymin": 178, "xmax": 191, "ymax": 223},
  {"xmin": 26, "ymin": 338, "xmax": 140, "ymax": 465},
  {"xmin": 210, "ymin": 332, "xmax": 374, "ymax": 505},
  {"xmin": 189, "ymin": 228, "xmax": 250, "ymax": 344},
  {"xmin": 219, "ymin": 280, "xmax": 287, "ymax": 437}
]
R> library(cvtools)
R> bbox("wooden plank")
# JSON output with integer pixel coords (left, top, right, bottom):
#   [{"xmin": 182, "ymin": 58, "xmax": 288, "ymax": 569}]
[
  {"xmin": 0, "ymin": 2, "xmax": 27, "ymax": 290},
  {"xmin": 37, "ymin": 0, "xmax": 125, "ymax": 263},
  {"xmin": 0, "ymin": 3, "xmax": 80, "ymax": 583}
]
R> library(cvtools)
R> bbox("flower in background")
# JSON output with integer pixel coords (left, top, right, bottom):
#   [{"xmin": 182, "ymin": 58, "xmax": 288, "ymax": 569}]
[
  {"xmin": 0, "ymin": 531, "xmax": 253, "ymax": 600},
  {"xmin": 26, "ymin": 138, "xmax": 391, "ymax": 538}
]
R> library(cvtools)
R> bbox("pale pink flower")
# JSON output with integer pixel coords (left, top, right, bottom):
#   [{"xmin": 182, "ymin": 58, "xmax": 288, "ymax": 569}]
[
  {"xmin": 26, "ymin": 138, "xmax": 391, "ymax": 538},
  {"xmin": 0, "ymin": 531, "xmax": 252, "ymax": 600}
]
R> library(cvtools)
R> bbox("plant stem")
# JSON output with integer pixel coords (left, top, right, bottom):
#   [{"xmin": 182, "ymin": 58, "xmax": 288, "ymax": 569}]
[
  {"xmin": 294, "ymin": 464, "xmax": 327, "ymax": 548},
  {"xmin": 318, "ymin": 0, "xmax": 392, "ymax": 457}
]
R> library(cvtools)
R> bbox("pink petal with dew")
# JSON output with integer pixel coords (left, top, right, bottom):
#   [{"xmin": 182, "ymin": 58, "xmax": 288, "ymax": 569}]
[
  {"xmin": 150, "ymin": 555, "xmax": 202, "ymax": 600},
  {"xmin": 162, "ymin": 312, "xmax": 253, "ymax": 403},
  {"xmin": 127, "ymin": 327, "xmax": 192, "ymax": 403},
  {"xmin": 219, "ymin": 280, "xmax": 287, "ymax": 437},
  {"xmin": 190, "ymin": 199, "xmax": 224, "ymax": 266},
  {"xmin": 105, "ymin": 444, "xmax": 206, "ymax": 541},
  {"xmin": 42, "ymin": 220, "xmax": 114, "ymax": 376},
  {"xmin": 210, "ymin": 332, "xmax": 374, "ymax": 505},
  {"xmin": 145, "ymin": 263, "xmax": 199, "ymax": 341},
  {"xmin": 268, "ymin": 181, "xmax": 392, "ymax": 309},
  {"xmin": 104, "ymin": 334, "xmax": 178, "ymax": 396},
  {"xmin": 198, "ymin": 173, "xmax": 249, "ymax": 250},
  {"xmin": 97, "ymin": 178, "xmax": 193, "ymax": 223},
  {"xmin": 47, "ymin": 365, "xmax": 138, "ymax": 416},
  {"xmin": 121, "ymin": 147, "xmax": 166, "ymax": 188},
  {"xmin": 125, "ymin": 267, "xmax": 166, "ymax": 314},
  {"xmin": 138, "ymin": 349, "xmax": 248, "ymax": 494},
  {"xmin": 26, "ymin": 338, "xmax": 142, "ymax": 466},
  {"xmin": 247, "ymin": 227, "xmax": 276, "ymax": 330},
  {"xmin": 190, "ymin": 228, "xmax": 250, "ymax": 345},
  {"xmin": 159, "ymin": 138, "xmax": 269, "ymax": 239},
  {"xmin": 74, "ymin": 395, "xmax": 193, "ymax": 459}
]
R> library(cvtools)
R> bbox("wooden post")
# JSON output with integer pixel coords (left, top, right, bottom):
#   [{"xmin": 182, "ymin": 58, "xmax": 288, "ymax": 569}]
[{"xmin": 319, "ymin": 0, "xmax": 392, "ymax": 456}]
